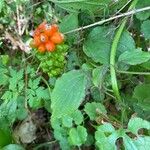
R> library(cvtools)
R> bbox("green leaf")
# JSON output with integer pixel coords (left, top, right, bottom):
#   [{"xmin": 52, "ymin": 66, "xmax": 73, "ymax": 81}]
[
  {"xmin": 0, "ymin": 101, "xmax": 17, "ymax": 128},
  {"xmin": 118, "ymin": 49, "xmax": 150, "ymax": 65},
  {"xmin": 71, "ymin": 109, "xmax": 83, "ymax": 125},
  {"xmin": 136, "ymin": 0, "xmax": 150, "ymax": 20},
  {"xmin": 128, "ymin": 117, "xmax": 150, "ymax": 135},
  {"xmin": 84, "ymin": 102, "xmax": 107, "ymax": 120},
  {"xmin": 92, "ymin": 65, "xmax": 108, "ymax": 87},
  {"xmin": 123, "ymin": 134, "xmax": 138, "ymax": 150},
  {"xmin": 52, "ymin": 0, "xmax": 111, "ymax": 13},
  {"xmin": 2, "ymin": 144, "xmax": 25, "ymax": 150},
  {"xmin": 83, "ymin": 26, "xmax": 113, "ymax": 64},
  {"xmin": 133, "ymin": 136, "xmax": 150, "ymax": 150},
  {"xmin": 62, "ymin": 115, "xmax": 73, "ymax": 128},
  {"xmin": 97, "ymin": 123, "xmax": 115, "ymax": 133},
  {"xmin": 133, "ymin": 84, "xmax": 150, "ymax": 112},
  {"xmin": 59, "ymin": 13, "xmax": 78, "ymax": 33},
  {"xmin": 141, "ymin": 20, "xmax": 150, "ymax": 40},
  {"xmin": 51, "ymin": 70, "xmax": 86, "ymax": 118},
  {"xmin": 0, "ymin": 0, "xmax": 4, "ymax": 13},
  {"xmin": 83, "ymin": 27, "xmax": 135, "ymax": 64},
  {"xmin": 68, "ymin": 126, "xmax": 87, "ymax": 146},
  {"xmin": 0, "ymin": 129, "xmax": 12, "ymax": 148}
]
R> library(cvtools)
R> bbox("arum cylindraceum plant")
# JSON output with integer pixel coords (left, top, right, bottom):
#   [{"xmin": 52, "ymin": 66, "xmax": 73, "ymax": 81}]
[{"xmin": 0, "ymin": 0, "xmax": 150, "ymax": 149}]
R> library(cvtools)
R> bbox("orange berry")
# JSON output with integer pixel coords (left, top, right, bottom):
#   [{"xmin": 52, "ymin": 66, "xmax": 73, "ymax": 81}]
[
  {"xmin": 40, "ymin": 33, "xmax": 48, "ymax": 43},
  {"xmin": 37, "ymin": 21, "xmax": 47, "ymax": 30},
  {"xmin": 45, "ymin": 41, "xmax": 55, "ymax": 52},
  {"xmin": 38, "ymin": 44, "xmax": 46, "ymax": 53},
  {"xmin": 44, "ymin": 24, "xmax": 58, "ymax": 37},
  {"xmin": 34, "ymin": 36, "xmax": 41, "ymax": 47},
  {"xmin": 50, "ymin": 32, "xmax": 64, "ymax": 44},
  {"xmin": 33, "ymin": 28, "xmax": 41, "ymax": 37}
]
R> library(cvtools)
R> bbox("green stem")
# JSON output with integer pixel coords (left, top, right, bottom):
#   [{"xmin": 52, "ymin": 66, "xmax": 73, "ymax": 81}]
[
  {"xmin": 117, "ymin": 70, "xmax": 150, "ymax": 75},
  {"xmin": 110, "ymin": 0, "xmax": 138, "ymax": 102},
  {"xmin": 33, "ymin": 140, "xmax": 57, "ymax": 150}
]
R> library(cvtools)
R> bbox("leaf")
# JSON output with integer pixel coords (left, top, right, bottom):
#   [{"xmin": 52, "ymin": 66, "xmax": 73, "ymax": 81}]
[
  {"xmin": 59, "ymin": 13, "xmax": 78, "ymax": 33},
  {"xmin": 97, "ymin": 123, "xmax": 115, "ymax": 133},
  {"xmin": 0, "ymin": 129, "xmax": 12, "ymax": 148},
  {"xmin": 128, "ymin": 117, "xmax": 150, "ymax": 135},
  {"xmin": 0, "ymin": 0, "xmax": 4, "ymax": 13},
  {"xmin": 92, "ymin": 65, "xmax": 108, "ymax": 87},
  {"xmin": 83, "ymin": 27, "xmax": 135, "ymax": 64},
  {"xmin": 133, "ymin": 84, "xmax": 150, "ymax": 112},
  {"xmin": 83, "ymin": 26, "xmax": 114, "ymax": 64},
  {"xmin": 71, "ymin": 109, "xmax": 83, "ymax": 125},
  {"xmin": 68, "ymin": 126, "xmax": 87, "ymax": 146},
  {"xmin": 62, "ymin": 115, "xmax": 73, "ymax": 128},
  {"xmin": 118, "ymin": 49, "xmax": 150, "ymax": 65},
  {"xmin": 136, "ymin": 0, "xmax": 150, "ymax": 20},
  {"xmin": 51, "ymin": 70, "xmax": 86, "ymax": 118},
  {"xmin": 52, "ymin": 0, "xmax": 111, "ymax": 13},
  {"xmin": 0, "ymin": 101, "xmax": 17, "ymax": 128},
  {"xmin": 141, "ymin": 20, "xmax": 150, "ymax": 40},
  {"xmin": 84, "ymin": 102, "xmax": 107, "ymax": 120},
  {"xmin": 133, "ymin": 136, "xmax": 150, "ymax": 150},
  {"xmin": 123, "ymin": 134, "xmax": 138, "ymax": 150},
  {"xmin": 2, "ymin": 144, "xmax": 25, "ymax": 150}
]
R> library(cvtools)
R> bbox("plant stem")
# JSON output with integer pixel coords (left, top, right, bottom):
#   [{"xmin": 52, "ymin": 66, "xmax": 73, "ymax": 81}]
[
  {"xmin": 110, "ymin": 0, "xmax": 138, "ymax": 102},
  {"xmin": 64, "ymin": 5, "xmax": 150, "ymax": 34},
  {"xmin": 33, "ymin": 140, "xmax": 57, "ymax": 150},
  {"xmin": 117, "ymin": 70, "xmax": 150, "ymax": 76},
  {"xmin": 110, "ymin": 0, "xmax": 138, "ymax": 123}
]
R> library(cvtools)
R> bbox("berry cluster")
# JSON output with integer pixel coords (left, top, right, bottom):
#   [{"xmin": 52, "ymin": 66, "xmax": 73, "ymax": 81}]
[
  {"xmin": 30, "ymin": 21, "xmax": 64, "ymax": 53},
  {"xmin": 36, "ymin": 44, "xmax": 68, "ymax": 77}
]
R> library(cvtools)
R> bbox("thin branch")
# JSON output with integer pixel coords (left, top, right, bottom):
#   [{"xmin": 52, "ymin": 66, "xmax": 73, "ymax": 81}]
[
  {"xmin": 117, "ymin": 70, "xmax": 150, "ymax": 76},
  {"xmin": 64, "ymin": 6, "xmax": 150, "ymax": 34}
]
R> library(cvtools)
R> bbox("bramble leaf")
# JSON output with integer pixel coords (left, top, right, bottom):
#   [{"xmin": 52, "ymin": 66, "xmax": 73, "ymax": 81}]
[{"xmin": 51, "ymin": 70, "xmax": 86, "ymax": 118}]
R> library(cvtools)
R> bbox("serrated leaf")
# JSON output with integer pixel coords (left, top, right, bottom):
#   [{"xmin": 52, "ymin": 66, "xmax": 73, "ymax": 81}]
[
  {"xmin": 52, "ymin": 0, "xmax": 111, "ymax": 13},
  {"xmin": 118, "ymin": 49, "xmax": 150, "ymax": 65},
  {"xmin": 128, "ymin": 117, "xmax": 150, "ymax": 135},
  {"xmin": 83, "ymin": 27, "xmax": 135, "ymax": 64},
  {"xmin": 68, "ymin": 126, "xmax": 87, "ymax": 146},
  {"xmin": 51, "ymin": 70, "xmax": 86, "ymax": 118},
  {"xmin": 136, "ymin": 0, "xmax": 150, "ymax": 20},
  {"xmin": 141, "ymin": 20, "xmax": 150, "ymax": 40},
  {"xmin": 36, "ymin": 87, "xmax": 50, "ymax": 99},
  {"xmin": 84, "ymin": 102, "xmax": 107, "ymax": 120},
  {"xmin": 83, "ymin": 26, "xmax": 113, "ymax": 64}
]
